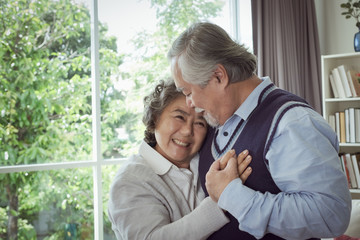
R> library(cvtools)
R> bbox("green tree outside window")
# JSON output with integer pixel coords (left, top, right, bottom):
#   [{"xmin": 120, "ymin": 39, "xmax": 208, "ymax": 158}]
[{"xmin": 0, "ymin": 0, "xmax": 224, "ymax": 238}]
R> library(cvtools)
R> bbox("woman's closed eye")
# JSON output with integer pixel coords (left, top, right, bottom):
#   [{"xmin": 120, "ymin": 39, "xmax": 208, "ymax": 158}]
[
  {"xmin": 195, "ymin": 121, "xmax": 206, "ymax": 128},
  {"xmin": 175, "ymin": 115, "xmax": 185, "ymax": 121}
]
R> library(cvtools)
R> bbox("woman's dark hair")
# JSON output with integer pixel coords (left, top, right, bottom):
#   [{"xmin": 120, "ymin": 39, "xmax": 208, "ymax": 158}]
[{"xmin": 142, "ymin": 79, "xmax": 184, "ymax": 146}]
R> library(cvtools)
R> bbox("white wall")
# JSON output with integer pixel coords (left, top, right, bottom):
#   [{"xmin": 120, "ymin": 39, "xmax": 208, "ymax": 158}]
[{"xmin": 315, "ymin": 0, "xmax": 358, "ymax": 55}]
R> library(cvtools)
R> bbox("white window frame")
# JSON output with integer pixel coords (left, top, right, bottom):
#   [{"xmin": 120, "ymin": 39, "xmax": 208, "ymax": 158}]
[{"xmin": 0, "ymin": 1, "xmax": 251, "ymax": 239}]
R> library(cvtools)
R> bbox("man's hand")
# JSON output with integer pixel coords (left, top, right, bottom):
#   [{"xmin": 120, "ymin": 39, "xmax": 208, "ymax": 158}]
[
  {"xmin": 237, "ymin": 150, "xmax": 252, "ymax": 183},
  {"xmin": 206, "ymin": 149, "xmax": 252, "ymax": 202}
]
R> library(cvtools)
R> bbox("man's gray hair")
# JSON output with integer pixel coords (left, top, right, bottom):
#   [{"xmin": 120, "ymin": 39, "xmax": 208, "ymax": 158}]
[{"xmin": 168, "ymin": 22, "xmax": 257, "ymax": 86}]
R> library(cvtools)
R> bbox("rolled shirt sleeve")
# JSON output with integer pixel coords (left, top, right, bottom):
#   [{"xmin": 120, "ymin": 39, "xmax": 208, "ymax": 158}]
[{"xmin": 218, "ymin": 107, "xmax": 352, "ymax": 239}]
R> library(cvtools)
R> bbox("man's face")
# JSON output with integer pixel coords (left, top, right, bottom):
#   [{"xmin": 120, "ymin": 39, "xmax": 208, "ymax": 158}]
[{"xmin": 173, "ymin": 69, "xmax": 221, "ymax": 128}]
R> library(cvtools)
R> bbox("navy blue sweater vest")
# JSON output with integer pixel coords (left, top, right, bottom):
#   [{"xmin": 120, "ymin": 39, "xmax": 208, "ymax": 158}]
[{"xmin": 199, "ymin": 85, "xmax": 319, "ymax": 240}]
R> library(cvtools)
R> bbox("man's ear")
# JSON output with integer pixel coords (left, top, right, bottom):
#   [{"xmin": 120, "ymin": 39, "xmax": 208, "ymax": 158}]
[{"xmin": 214, "ymin": 64, "xmax": 229, "ymax": 87}]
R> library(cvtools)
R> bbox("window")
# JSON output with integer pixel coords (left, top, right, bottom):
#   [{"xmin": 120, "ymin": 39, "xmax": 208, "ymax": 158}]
[
  {"xmin": 231, "ymin": 0, "xmax": 253, "ymax": 52},
  {"xmin": 0, "ymin": 0, "xmax": 251, "ymax": 239}
]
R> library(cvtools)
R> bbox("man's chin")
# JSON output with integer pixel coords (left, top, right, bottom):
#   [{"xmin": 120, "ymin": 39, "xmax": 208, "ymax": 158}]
[
  {"xmin": 204, "ymin": 113, "xmax": 219, "ymax": 128},
  {"xmin": 194, "ymin": 107, "xmax": 219, "ymax": 128}
]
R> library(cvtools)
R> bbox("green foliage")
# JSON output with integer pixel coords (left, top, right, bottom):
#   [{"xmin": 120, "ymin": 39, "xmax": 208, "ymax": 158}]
[
  {"xmin": 102, "ymin": 164, "xmax": 122, "ymax": 237},
  {"xmin": 0, "ymin": 207, "xmax": 37, "ymax": 240},
  {"xmin": 0, "ymin": 0, "xmax": 123, "ymax": 238},
  {"xmin": 0, "ymin": 0, "xmax": 226, "ymax": 238},
  {"xmin": 117, "ymin": 0, "xmax": 226, "ymax": 157},
  {"xmin": 18, "ymin": 218, "xmax": 37, "ymax": 240},
  {"xmin": 128, "ymin": 0, "xmax": 225, "ymax": 87},
  {"xmin": 120, "ymin": 1, "xmax": 226, "ymax": 153},
  {"xmin": 151, "ymin": 0, "xmax": 224, "ymax": 38},
  {"xmin": 0, "ymin": 207, "xmax": 6, "ymax": 239},
  {"xmin": 341, "ymin": 0, "xmax": 360, "ymax": 28},
  {"xmin": 1, "ymin": 0, "xmax": 92, "ymax": 166}
]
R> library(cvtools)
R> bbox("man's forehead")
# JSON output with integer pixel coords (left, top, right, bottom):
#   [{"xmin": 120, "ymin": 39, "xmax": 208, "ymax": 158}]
[{"xmin": 173, "ymin": 79, "xmax": 186, "ymax": 92}]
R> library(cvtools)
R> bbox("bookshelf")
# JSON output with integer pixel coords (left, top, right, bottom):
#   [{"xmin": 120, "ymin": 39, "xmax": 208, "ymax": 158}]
[{"xmin": 321, "ymin": 52, "xmax": 360, "ymax": 198}]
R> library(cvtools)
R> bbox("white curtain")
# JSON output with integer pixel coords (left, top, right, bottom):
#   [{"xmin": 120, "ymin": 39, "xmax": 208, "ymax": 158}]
[{"xmin": 252, "ymin": 0, "xmax": 322, "ymax": 113}]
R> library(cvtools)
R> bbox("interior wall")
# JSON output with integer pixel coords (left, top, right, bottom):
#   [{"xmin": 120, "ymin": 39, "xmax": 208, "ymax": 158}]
[{"xmin": 315, "ymin": 0, "xmax": 357, "ymax": 55}]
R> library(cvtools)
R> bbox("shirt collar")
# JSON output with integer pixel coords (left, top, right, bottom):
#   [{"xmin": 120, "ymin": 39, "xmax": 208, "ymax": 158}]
[
  {"xmin": 233, "ymin": 76, "xmax": 273, "ymax": 121},
  {"xmin": 139, "ymin": 140, "xmax": 199, "ymax": 176}
]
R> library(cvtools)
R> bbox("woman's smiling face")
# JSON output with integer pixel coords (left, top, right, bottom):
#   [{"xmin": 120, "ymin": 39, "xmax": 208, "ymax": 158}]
[{"xmin": 154, "ymin": 95, "xmax": 208, "ymax": 168}]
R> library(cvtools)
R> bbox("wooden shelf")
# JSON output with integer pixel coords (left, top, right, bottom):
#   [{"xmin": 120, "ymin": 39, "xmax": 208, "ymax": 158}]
[{"xmin": 321, "ymin": 53, "xmax": 360, "ymax": 200}]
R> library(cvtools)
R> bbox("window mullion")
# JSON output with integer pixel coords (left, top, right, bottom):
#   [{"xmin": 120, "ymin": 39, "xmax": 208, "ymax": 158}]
[
  {"xmin": 90, "ymin": 0, "xmax": 103, "ymax": 239},
  {"xmin": 229, "ymin": 0, "xmax": 240, "ymax": 41}
]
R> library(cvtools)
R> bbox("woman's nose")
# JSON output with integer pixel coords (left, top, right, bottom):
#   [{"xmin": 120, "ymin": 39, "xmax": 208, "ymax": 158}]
[{"xmin": 181, "ymin": 122, "xmax": 194, "ymax": 136}]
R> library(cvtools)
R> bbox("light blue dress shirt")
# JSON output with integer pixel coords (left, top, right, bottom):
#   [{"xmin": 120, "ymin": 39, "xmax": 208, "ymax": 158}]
[{"xmin": 216, "ymin": 77, "xmax": 352, "ymax": 239}]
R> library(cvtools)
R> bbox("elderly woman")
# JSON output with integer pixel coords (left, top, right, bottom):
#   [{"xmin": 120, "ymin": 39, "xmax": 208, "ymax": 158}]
[{"xmin": 108, "ymin": 79, "xmax": 252, "ymax": 240}]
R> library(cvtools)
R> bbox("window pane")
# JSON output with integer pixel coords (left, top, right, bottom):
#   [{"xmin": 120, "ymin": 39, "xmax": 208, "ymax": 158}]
[
  {"xmin": 237, "ymin": 0, "xmax": 253, "ymax": 52},
  {"xmin": 0, "ymin": 168, "xmax": 94, "ymax": 239},
  {"xmin": 0, "ymin": 0, "xmax": 92, "ymax": 166},
  {"xmin": 99, "ymin": 0, "xmax": 232, "ymax": 160},
  {"xmin": 102, "ymin": 164, "xmax": 122, "ymax": 240}
]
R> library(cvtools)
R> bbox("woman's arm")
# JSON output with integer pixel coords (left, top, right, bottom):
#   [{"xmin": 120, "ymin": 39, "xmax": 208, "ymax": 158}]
[
  {"xmin": 108, "ymin": 151, "xmax": 252, "ymax": 240},
  {"xmin": 108, "ymin": 174, "xmax": 228, "ymax": 240}
]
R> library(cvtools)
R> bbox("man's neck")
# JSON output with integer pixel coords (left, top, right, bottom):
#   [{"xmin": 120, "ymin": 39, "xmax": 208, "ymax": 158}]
[{"xmin": 218, "ymin": 75, "xmax": 262, "ymax": 125}]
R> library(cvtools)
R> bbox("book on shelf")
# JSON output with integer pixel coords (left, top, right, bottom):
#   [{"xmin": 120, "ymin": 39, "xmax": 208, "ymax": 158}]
[
  {"xmin": 335, "ymin": 112, "xmax": 341, "ymax": 141},
  {"xmin": 340, "ymin": 154, "xmax": 352, "ymax": 188},
  {"xmin": 351, "ymin": 154, "xmax": 360, "ymax": 188},
  {"xmin": 339, "ymin": 153, "xmax": 360, "ymax": 189},
  {"xmin": 349, "ymin": 108, "xmax": 356, "ymax": 143},
  {"xmin": 339, "ymin": 155, "xmax": 345, "ymax": 172},
  {"xmin": 333, "ymin": 108, "xmax": 360, "ymax": 143},
  {"xmin": 345, "ymin": 153, "xmax": 358, "ymax": 189},
  {"xmin": 328, "ymin": 114, "xmax": 336, "ymax": 132},
  {"xmin": 329, "ymin": 65, "xmax": 360, "ymax": 98},
  {"xmin": 355, "ymin": 109, "xmax": 360, "ymax": 142},
  {"xmin": 329, "ymin": 75, "xmax": 340, "ymax": 98},
  {"xmin": 337, "ymin": 65, "xmax": 353, "ymax": 98},
  {"xmin": 346, "ymin": 70, "xmax": 358, "ymax": 97},
  {"xmin": 347, "ymin": 70, "xmax": 360, "ymax": 97},
  {"xmin": 331, "ymin": 68, "xmax": 347, "ymax": 98},
  {"xmin": 345, "ymin": 109, "xmax": 350, "ymax": 143},
  {"xmin": 339, "ymin": 111, "xmax": 346, "ymax": 143}
]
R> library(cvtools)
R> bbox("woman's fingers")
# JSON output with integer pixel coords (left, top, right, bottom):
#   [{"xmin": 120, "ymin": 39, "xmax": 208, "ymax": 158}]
[
  {"xmin": 237, "ymin": 150, "xmax": 251, "ymax": 173},
  {"xmin": 239, "ymin": 165, "xmax": 252, "ymax": 183},
  {"xmin": 219, "ymin": 149, "xmax": 236, "ymax": 170}
]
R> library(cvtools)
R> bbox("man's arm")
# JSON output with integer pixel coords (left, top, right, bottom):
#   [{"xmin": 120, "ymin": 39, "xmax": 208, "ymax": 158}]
[{"xmin": 206, "ymin": 108, "xmax": 352, "ymax": 239}]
